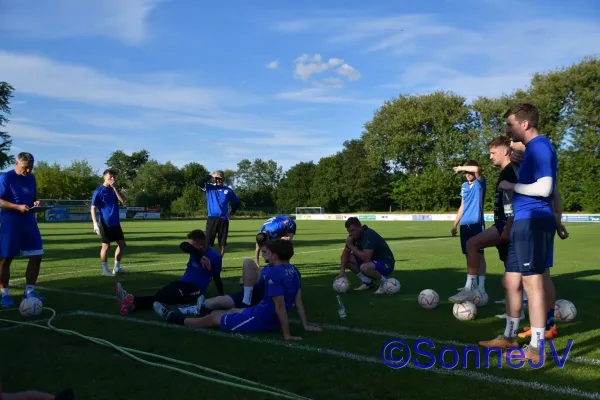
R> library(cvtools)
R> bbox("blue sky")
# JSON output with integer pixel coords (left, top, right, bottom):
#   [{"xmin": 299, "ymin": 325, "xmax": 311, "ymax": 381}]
[{"xmin": 1, "ymin": 0, "xmax": 599, "ymax": 174}]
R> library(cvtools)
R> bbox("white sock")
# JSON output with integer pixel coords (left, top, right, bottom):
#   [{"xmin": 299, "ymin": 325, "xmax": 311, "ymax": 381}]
[
  {"xmin": 379, "ymin": 276, "xmax": 388, "ymax": 284},
  {"xmin": 1, "ymin": 288, "xmax": 8, "ymax": 296},
  {"xmin": 179, "ymin": 305, "xmax": 199, "ymax": 315},
  {"xmin": 357, "ymin": 272, "xmax": 372, "ymax": 284},
  {"xmin": 102, "ymin": 261, "xmax": 109, "ymax": 273},
  {"xmin": 530, "ymin": 327, "xmax": 545, "ymax": 349},
  {"xmin": 242, "ymin": 286, "xmax": 253, "ymax": 305},
  {"xmin": 465, "ymin": 274, "xmax": 477, "ymax": 290},
  {"xmin": 25, "ymin": 284, "xmax": 35, "ymax": 294},
  {"xmin": 114, "ymin": 261, "xmax": 121, "ymax": 272},
  {"xmin": 478, "ymin": 276, "xmax": 486, "ymax": 292},
  {"xmin": 503, "ymin": 316, "xmax": 520, "ymax": 338}
]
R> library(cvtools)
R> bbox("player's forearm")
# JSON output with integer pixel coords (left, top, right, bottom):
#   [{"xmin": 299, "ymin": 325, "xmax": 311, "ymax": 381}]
[
  {"xmin": 294, "ymin": 299, "xmax": 309, "ymax": 327},
  {"xmin": 230, "ymin": 201, "xmax": 240, "ymax": 215},
  {"xmin": 348, "ymin": 245, "xmax": 371, "ymax": 262},
  {"xmin": 458, "ymin": 166, "xmax": 480, "ymax": 174},
  {"xmin": 453, "ymin": 205, "xmax": 463, "ymax": 226},
  {"xmin": 90, "ymin": 206, "xmax": 98, "ymax": 224},
  {"xmin": 552, "ymin": 186, "xmax": 563, "ymax": 221},
  {"xmin": 275, "ymin": 304, "xmax": 291, "ymax": 338},
  {"xmin": 0, "ymin": 199, "xmax": 21, "ymax": 211},
  {"xmin": 514, "ymin": 177, "xmax": 553, "ymax": 197}
]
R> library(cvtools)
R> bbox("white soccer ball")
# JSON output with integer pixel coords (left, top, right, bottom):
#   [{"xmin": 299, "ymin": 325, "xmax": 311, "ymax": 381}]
[
  {"xmin": 472, "ymin": 289, "xmax": 489, "ymax": 307},
  {"xmin": 333, "ymin": 276, "xmax": 350, "ymax": 293},
  {"xmin": 554, "ymin": 299, "xmax": 577, "ymax": 322},
  {"xmin": 19, "ymin": 297, "xmax": 43, "ymax": 317},
  {"xmin": 383, "ymin": 278, "xmax": 401, "ymax": 294},
  {"xmin": 418, "ymin": 289, "xmax": 439, "ymax": 309},
  {"xmin": 453, "ymin": 301, "xmax": 477, "ymax": 321}
]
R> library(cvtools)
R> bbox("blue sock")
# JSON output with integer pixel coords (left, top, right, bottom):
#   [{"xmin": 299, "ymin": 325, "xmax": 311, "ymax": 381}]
[{"xmin": 546, "ymin": 308, "xmax": 555, "ymax": 330}]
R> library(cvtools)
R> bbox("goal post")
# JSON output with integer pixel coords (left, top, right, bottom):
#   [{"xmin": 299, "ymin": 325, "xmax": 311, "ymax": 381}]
[{"xmin": 294, "ymin": 207, "xmax": 325, "ymax": 215}]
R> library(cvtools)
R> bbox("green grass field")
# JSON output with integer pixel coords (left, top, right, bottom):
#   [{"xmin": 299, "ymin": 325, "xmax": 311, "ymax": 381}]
[{"xmin": 1, "ymin": 219, "xmax": 599, "ymax": 400}]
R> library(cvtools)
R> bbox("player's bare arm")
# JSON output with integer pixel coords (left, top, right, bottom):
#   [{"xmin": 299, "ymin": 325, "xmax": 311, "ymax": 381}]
[
  {"xmin": 552, "ymin": 186, "xmax": 569, "ymax": 239},
  {"xmin": 273, "ymin": 295, "xmax": 301, "ymax": 340},
  {"xmin": 293, "ymin": 289, "xmax": 322, "ymax": 332},
  {"xmin": 0, "ymin": 199, "xmax": 29, "ymax": 213},
  {"xmin": 451, "ymin": 200, "xmax": 464, "ymax": 236},
  {"xmin": 454, "ymin": 165, "xmax": 482, "ymax": 180},
  {"xmin": 112, "ymin": 185, "xmax": 126, "ymax": 205},
  {"xmin": 345, "ymin": 237, "xmax": 373, "ymax": 262}
]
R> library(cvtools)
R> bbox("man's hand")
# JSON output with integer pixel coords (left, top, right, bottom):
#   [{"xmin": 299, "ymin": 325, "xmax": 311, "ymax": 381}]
[
  {"xmin": 335, "ymin": 272, "xmax": 347, "ymax": 280},
  {"xmin": 93, "ymin": 222, "xmax": 100, "ymax": 235},
  {"xmin": 201, "ymin": 256, "xmax": 212, "ymax": 270},
  {"xmin": 304, "ymin": 324, "xmax": 323, "ymax": 332},
  {"xmin": 17, "ymin": 204, "xmax": 30, "ymax": 213},
  {"xmin": 451, "ymin": 225, "xmax": 457, "ymax": 236},
  {"xmin": 557, "ymin": 224, "xmax": 569, "ymax": 240},
  {"xmin": 453, "ymin": 166, "xmax": 463, "ymax": 173},
  {"xmin": 32, "ymin": 201, "xmax": 41, "ymax": 207},
  {"xmin": 345, "ymin": 236, "xmax": 354, "ymax": 247},
  {"xmin": 498, "ymin": 181, "xmax": 515, "ymax": 191},
  {"xmin": 500, "ymin": 228, "xmax": 510, "ymax": 243},
  {"xmin": 284, "ymin": 334, "xmax": 302, "ymax": 341},
  {"xmin": 510, "ymin": 150, "xmax": 525, "ymax": 164}
]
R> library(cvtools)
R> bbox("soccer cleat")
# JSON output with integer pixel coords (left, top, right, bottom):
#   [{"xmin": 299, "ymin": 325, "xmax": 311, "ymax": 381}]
[
  {"xmin": 353, "ymin": 283, "xmax": 373, "ymax": 291},
  {"xmin": 449, "ymin": 288, "xmax": 476, "ymax": 303},
  {"xmin": 102, "ymin": 270, "xmax": 115, "ymax": 277},
  {"xmin": 119, "ymin": 295, "xmax": 134, "ymax": 316},
  {"xmin": 153, "ymin": 301, "xmax": 171, "ymax": 320},
  {"xmin": 494, "ymin": 310, "xmax": 526, "ymax": 320},
  {"xmin": 503, "ymin": 344, "xmax": 542, "ymax": 364},
  {"xmin": 115, "ymin": 283, "xmax": 129, "ymax": 304},
  {"xmin": 478, "ymin": 335, "xmax": 519, "ymax": 350},
  {"xmin": 374, "ymin": 284, "xmax": 386, "ymax": 295},
  {"xmin": 518, "ymin": 324, "xmax": 557, "ymax": 339},
  {"xmin": 1, "ymin": 294, "xmax": 14, "ymax": 308},
  {"xmin": 23, "ymin": 291, "xmax": 45, "ymax": 301},
  {"xmin": 113, "ymin": 268, "xmax": 129, "ymax": 275}
]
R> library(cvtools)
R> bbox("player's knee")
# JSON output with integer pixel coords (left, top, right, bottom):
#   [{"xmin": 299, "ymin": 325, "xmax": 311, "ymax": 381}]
[
  {"xmin": 466, "ymin": 238, "xmax": 480, "ymax": 252},
  {"xmin": 503, "ymin": 273, "xmax": 521, "ymax": 292},
  {"xmin": 359, "ymin": 263, "xmax": 373, "ymax": 274}
]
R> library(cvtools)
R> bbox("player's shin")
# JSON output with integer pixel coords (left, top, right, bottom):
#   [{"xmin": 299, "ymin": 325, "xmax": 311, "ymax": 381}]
[{"xmin": 522, "ymin": 275, "xmax": 546, "ymax": 349}]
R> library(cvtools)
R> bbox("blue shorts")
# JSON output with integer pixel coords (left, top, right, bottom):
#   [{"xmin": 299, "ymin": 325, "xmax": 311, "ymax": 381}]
[
  {"xmin": 460, "ymin": 223, "xmax": 485, "ymax": 255},
  {"xmin": 228, "ymin": 285, "xmax": 265, "ymax": 308},
  {"xmin": 220, "ymin": 308, "xmax": 277, "ymax": 333},
  {"xmin": 505, "ymin": 217, "xmax": 555, "ymax": 276},
  {"xmin": 0, "ymin": 221, "xmax": 44, "ymax": 258},
  {"xmin": 354, "ymin": 256, "xmax": 394, "ymax": 277}
]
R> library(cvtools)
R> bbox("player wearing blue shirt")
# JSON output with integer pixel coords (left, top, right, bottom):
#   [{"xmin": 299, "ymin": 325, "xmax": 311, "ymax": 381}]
[
  {"xmin": 116, "ymin": 229, "xmax": 223, "ymax": 316},
  {"xmin": 450, "ymin": 160, "xmax": 487, "ymax": 301},
  {"xmin": 480, "ymin": 103, "xmax": 558, "ymax": 363},
  {"xmin": 155, "ymin": 239, "xmax": 322, "ymax": 338},
  {"xmin": 0, "ymin": 152, "xmax": 45, "ymax": 307},
  {"xmin": 91, "ymin": 169, "xmax": 127, "ymax": 277},
  {"xmin": 254, "ymin": 215, "xmax": 296, "ymax": 266},
  {"xmin": 199, "ymin": 170, "xmax": 240, "ymax": 258}
]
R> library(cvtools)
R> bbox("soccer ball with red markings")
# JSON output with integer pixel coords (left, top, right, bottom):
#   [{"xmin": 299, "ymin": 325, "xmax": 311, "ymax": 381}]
[
  {"xmin": 19, "ymin": 297, "xmax": 43, "ymax": 317},
  {"xmin": 453, "ymin": 301, "xmax": 477, "ymax": 321},
  {"xmin": 418, "ymin": 289, "xmax": 439, "ymax": 309},
  {"xmin": 333, "ymin": 276, "xmax": 350, "ymax": 293},
  {"xmin": 554, "ymin": 299, "xmax": 577, "ymax": 322},
  {"xmin": 383, "ymin": 278, "xmax": 401, "ymax": 294}
]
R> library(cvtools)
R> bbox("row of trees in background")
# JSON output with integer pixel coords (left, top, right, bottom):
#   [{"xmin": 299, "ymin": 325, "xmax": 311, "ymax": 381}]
[{"xmin": 1, "ymin": 57, "xmax": 599, "ymax": 214}]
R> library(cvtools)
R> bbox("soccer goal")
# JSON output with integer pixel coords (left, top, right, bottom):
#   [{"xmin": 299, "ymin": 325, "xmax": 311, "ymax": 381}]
[{"xmin": 295, "ymin": 207, "xmax": 325, "ymax": 215}]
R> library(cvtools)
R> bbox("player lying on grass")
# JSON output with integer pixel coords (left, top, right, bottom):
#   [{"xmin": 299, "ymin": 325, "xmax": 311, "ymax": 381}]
[
  {"xmin": 336, "ymin": 217, "xmax": 396, "ymax": 294},
  {"xmin": 115, "ymin": 229, "xmax": 223, "ymax": 316},
  {"xmin": 154, "ymin": 239, "xmax": 322, "ymax": 339},
  {"xmin": 254, "ymin": 215, "xmax": 296, "ymax": 266}
]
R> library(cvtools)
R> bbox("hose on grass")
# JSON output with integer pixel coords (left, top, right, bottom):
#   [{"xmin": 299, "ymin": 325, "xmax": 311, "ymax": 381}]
[{"xmin": 0, "ymin": 307, "xmax": 312, "ymax": 400}]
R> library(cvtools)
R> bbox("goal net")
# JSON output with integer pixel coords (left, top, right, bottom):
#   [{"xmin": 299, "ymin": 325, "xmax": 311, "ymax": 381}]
[{"xmin": 295, "ymin": 207, "xmax": 325, "ymax": 215}]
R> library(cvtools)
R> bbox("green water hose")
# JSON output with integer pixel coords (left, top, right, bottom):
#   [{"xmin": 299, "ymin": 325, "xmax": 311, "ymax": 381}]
[{"xmin": 0, "ymin": 307, "xmax": 312, "ymax": 400}]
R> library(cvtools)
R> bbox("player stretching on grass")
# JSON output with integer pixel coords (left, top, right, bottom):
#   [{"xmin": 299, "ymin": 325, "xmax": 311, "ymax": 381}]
[
  {"xmin": 0, "ymin": 152, "xmax": 45, "ymax": 307},
  {"xmin": 154, "ymin": 239, "xmax": 321, "ymax": 339},
  {"xmin": 90, "ymin": 169, "xmax": 127, "ymax": 277},
  {"xmin": 450, "ymin": 137, "xmax": 517, "ymax": 304},
  {"xmin": 116, "ymin": 229, "xmax": 223, "ymax": 316},
  {"xmin": 336, "ymin": 217, "xmax": 396, "ymax": 294},
  {"xmin": 479, "ymin": 103, "xmax": 558, "ymax": 362},
  {"xmin": 254, "ymin": 215, "xmax": 296, "ymax": 266}
]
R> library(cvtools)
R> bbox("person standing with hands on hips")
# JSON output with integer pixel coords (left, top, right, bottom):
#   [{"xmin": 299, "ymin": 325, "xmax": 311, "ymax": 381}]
[{"xmin": 90, "ymin": 169, "xmax": 127, "ymax": 277}]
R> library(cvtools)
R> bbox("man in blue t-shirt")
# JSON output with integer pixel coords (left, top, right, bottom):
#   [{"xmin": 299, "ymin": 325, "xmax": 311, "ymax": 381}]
[
  {"xmin": 91, "ymin": 169, "xmax": 127, "ymax": 277},
  {"xmin": 199, "ymin": 170, "xmax": 240, "ymax": 258},
  {"xmin": 480, "ymin": 103, "xmax": 558, "ymax": 363},
  {"xmin": 0, "ymin": 152, "xmax": 46, "ymax": 307},
  {"xmin": 254, "ymin": 215, "xmax": 296, "ymax": 266},
  {"xmin": 154, "ymin": 239, "xmax": 321, "ymax": 338},
  {"xmin": 449, "ymin": 160, "xmax": 487, "ymax": 302},
  {"xmin": 116, "ymin": 229, "xmax": 223, "ymax": 316}
]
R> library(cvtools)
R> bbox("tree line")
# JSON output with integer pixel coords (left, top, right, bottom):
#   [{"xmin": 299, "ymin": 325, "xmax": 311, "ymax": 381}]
[{"xmin": 1, "ymin": 57, "xmax": 598, "ymax": 215}]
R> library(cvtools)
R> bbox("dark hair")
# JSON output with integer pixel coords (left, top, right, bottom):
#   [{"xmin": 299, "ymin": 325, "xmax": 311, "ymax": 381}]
[
  {"xmin": 345, "ymin": 217, "xmax": 361, "ymax": 228},
  {"xmin": 17, "ymin": 152, "xmax": 34, "ymax": 163},
  {"xmin": 503, "ymin": 102, "xmax": 539, "ymax": 129},
  {"xmin": 103, "ymin": 168, "xmax": 117, "ymax": 176},
  {"xmin": 464, "ymin": 160, "xmax": 479, "ymax": 167},
  {"xmin": 256, "ymin": 231, "xmax": 270, "ymax": 245},
  {"xmin": 262, "ymin": 239, "xmax": 294, "ymax": 261},
  {"xmin": 187, "ymin": 229, "xmax": 206, "ymax": 242},
  {"xmin": 488, "ymin": 135, "xmax": 511, "ymax": 148}
]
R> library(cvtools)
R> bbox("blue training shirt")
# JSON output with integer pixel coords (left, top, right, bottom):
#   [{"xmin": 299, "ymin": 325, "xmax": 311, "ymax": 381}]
[
  {"xmin": 250, "ymin": 264, "xmax": 301, "ymax": 329},
  {"xmin": 460, "ymin": 177, "xmax": 487, "ymax": 226},
  {"xmin": 0, "ymin": 170, "xmax": 37, "ymax": 224},
  {"xmin": 179, "ymin": 247, "xmax": 223, "ymax": 293},
  {"xmin": 91, "ymin": 185, "xmax": 121, "ymax": 227},
  {"xmin": 258, "ymin": 216, "xmax": 291, "ymax": 238},
  {"xmin": 513, "ymin": 135, "xmax": 557, "ymax": 220},
  {"xmin": 202, "ymin": 183, "xmax": 239, "ymax": 219}
]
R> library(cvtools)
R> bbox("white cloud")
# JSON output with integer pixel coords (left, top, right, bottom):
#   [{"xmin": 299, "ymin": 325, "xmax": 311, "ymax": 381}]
[
  {"xmin": 275, "ymin": 88, "xmax": 380, "ymax": 105},
  {"xmin": 294, "ymin": 54, "xmax": 345, "ymax": 81},
  {"xmin": 0, "ymin": 0, "xmax": 163, "ymax": 44},
  {"xmin": 7, "ymin": 122, "xmax": 123, "ymax": 148},
  {"xmin": 266, "ymin": 60, "xmax": 280, "ymax": 69},
  {"xmin": 337, "ymin": 64, "xmax": 361, "ymax": 81}
]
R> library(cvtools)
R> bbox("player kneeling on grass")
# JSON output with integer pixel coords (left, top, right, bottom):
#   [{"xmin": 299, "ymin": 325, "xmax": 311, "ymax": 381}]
[
  {"xmin": 254, "ymin": 215, "xmax": 296, "ymax": 267},
  {"xmin": 154, "ymin": 239, "xmax": 321, "ymax": 339},
  {"xmin": 115, "ymin": 229, "xmax": 223, "ymax": 316},
  {"xmin": 336, "ymin": 217, "xmax": 396, "ymax": 294}
]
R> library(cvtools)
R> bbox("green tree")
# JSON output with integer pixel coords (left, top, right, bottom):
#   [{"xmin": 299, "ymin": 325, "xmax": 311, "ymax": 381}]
[
  {"xmin": 0, "ymin": 82, "xmax": 15, "ymax": 169},
  {"xmin": 129, "ymin": 161, "xmax": 183, "ymax": 210},
  {"xmin": 275, "ymin": 161, "xmax": 316, "ymax": 213},
  {"xmin": 105, "ymin": 149, "xmax": 150, "ymax": 192}
]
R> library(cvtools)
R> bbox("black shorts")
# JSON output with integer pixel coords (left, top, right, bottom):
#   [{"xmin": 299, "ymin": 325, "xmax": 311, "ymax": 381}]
[
  {"xmin": 99, "ymin": 221, "xmax": 125, "ymax": 244},
  {"xmin": 155, "ymin": 281, "xmax": 203, "ymax": 305},
  {"xmin": 494, "ymin": 221, "xmax": 509, "ymax": 262},
  {"xmin": 228, "ymin": 285, "xmax": 265, "ymax": 308},
  {"xmin": 459, "ymin": 223, "xmax": 484, "ymax": 255},
  {"xmin": 206, "ymin": 217, "xmax": 229, "ymax": 247}
]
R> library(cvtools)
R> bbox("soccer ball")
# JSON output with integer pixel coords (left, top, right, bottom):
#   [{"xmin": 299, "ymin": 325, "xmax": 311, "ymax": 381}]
[
  {"xmin": 333, "ymin": 276, "xmax": 350, "ymax": 293},
  {"xmin": 383, "ymin": 278, "xmax": 401, "ymax": 294},
  {"xmin": 418, "ymin": 289, "xmax": 439, "ymax": 309},
  {"xmin": 19, "ymin": 297, "xmax": 43, "ymax": 317},
  {"xmin": 453, "ymin": 301, "xmax": 477, "ymax": 321},
  {"xmin": 472, "ymin": 289, "xmax": 489, "ymax": 307},
  {"xmin": 554, "ymin": 299, "xmax": 576, "ymax": 322}
]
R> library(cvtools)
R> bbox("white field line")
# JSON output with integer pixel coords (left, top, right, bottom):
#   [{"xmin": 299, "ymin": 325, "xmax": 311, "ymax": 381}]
[{"xmin": 10, "ymin": 236, "xmax": 452, "ymax": 283}]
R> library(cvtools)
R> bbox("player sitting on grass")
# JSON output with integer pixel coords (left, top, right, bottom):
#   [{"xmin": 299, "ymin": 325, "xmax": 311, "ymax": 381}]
[
  {"xmin": 336, "ymin": 217, "xmax": 396, "ymax": 294},
  {"xmin": 254, "ymin": 215, "xmax": 296, "ymax": 266},
  {"xmin": 115, "ymin": 229, "xmax": 223, "ymax": 316},
  {"xmin": 153, "ymin": 239, "xmax": 321, "ymax": 339}
]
